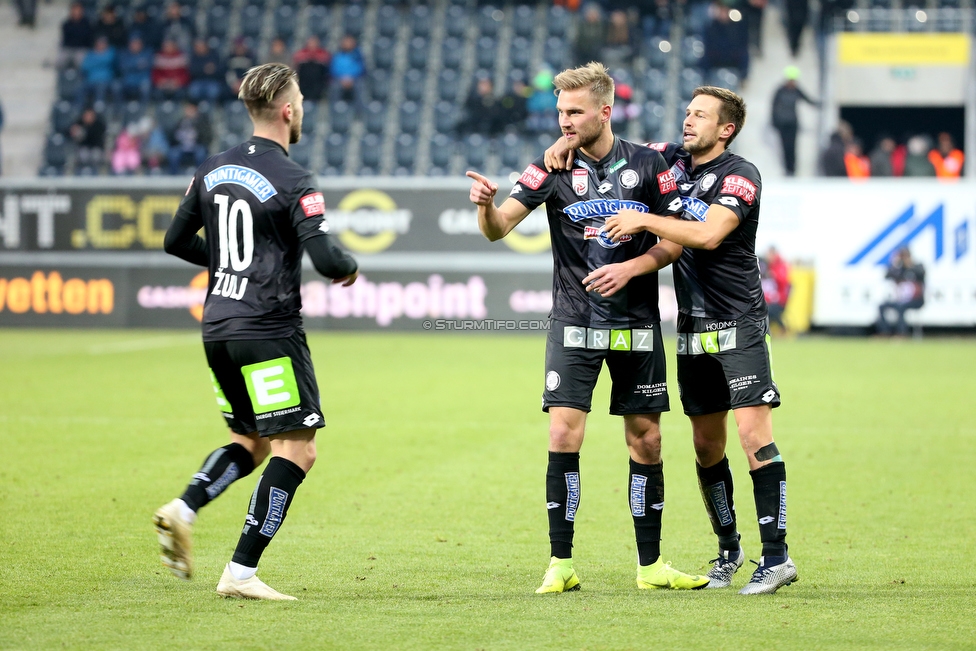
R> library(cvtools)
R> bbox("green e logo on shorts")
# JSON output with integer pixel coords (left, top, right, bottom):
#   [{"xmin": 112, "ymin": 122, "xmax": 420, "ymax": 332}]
[
  {"xmin": 242, "ymin": 357, "xmax": 301, "ymax": 414},
  {"xmin": 210, "ymin": 370, "xmax": 233, "ymax": 413}
]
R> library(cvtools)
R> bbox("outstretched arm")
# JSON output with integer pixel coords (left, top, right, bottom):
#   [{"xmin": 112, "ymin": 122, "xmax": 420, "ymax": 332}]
[
  {"xmin": 605, "ymin": 205, "xmax": 740, "ymax": 251},
  {"xmin": 582, "ymin": 239, "xmax": 683, "ymax": 298},
  {"xmin": 466, "ymin": 170, "xmax": 533, "ymax": 241}
]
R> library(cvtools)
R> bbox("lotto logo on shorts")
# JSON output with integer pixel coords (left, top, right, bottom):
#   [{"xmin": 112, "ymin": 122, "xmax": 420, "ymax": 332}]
[
  {"xmin": 242, "ymin": 356, "xmax": 301, "ymax": 414},
  {"xmin": 518, "ymin": 164, "xmax": 548, "ymax": 190},
  {"xmin": 563, "ymin": 326, "xmax": 653, "ymax": 351},
  {"xmin": 720, "ymin": 175, "xmax": 756, "ymax": 204},
  {"xmin": 657, "ymin": 169, "xmax": 677, "ymax": 194},
  {"xmin": 300, "ymin": 192, "xmax": 326, "ymax": 217},
  {"xmin": 676, "ymin": 329, "xmax": 737, "ymax": 355}
]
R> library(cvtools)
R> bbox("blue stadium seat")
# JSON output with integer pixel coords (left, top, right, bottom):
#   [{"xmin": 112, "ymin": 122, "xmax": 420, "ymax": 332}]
[
  {"xmin": 478, "ymin": 5, "xmax": 502, "ymax": 37},
  {"xmin": 44, "ymin": 134, "xmax": 69, "ymax": 173},
  {"xmin": 476, "ymin": 36, "xmax": 498, "ymax": 71},
  {"xmin": 51, "ymin": 101, "xmax": 76, "ymax": 135},
  {"xmin": 498, "ymin": 132, "xmax": 524, "ymax": 172},
  {"xmin": 122, "ymin": 100, "xmax": 147, "ymax": 128},
  {"xmin": 359, "ymin": 133, "xmax": 382, "ymax": 171},
  {"xmin": 441, "ymin": 37, "xmax": 464, "ymax": 70},
  {"xmin": 644, "ymin": 38, "xmax": 673, "ymax": 70},
  {"xmin": 323, "ymin": 132, "xmax": 347, "ymax": 171},
  {"xmin": 156, "ymin": 100, "xmax": 183, "ymax": 135},
  {"xmin": 342, "ymin": 4, "xmax": 365, "ymax": 38},
  {"xmin": 642, "ymin": 101, "xmax": 665, "ymax": 139},
  {"xmin": 290, "ymin": 138, "xmax": 313, "ymax": 168},
  {"xmin": 434, "ymin": 101, "xmax": 458, "ymax": 133},
  {"xmin": 679, "ymin": 68, "xmax": 703, "ymax": 99},
  {"xmin": 302, "ymin": 100, "xmax": 318, "ymax": 135},
  {"xmin": 307, "ymin": 6, "xmax": 331, "ymax": 40},
  {"xmin": 402, "ymin": 68, "xmax": 426, "ymax": 102},
  {"xmin": 708, "ymin": 67, "xmax": 740, "ymax": 91},
  {"xmin": 329, "ymin": 100, "xmax": 353, "ymax": 134},
  {"xmin": 438, "ymin": 68, "xmax": 460, "ymax": 102},
  {"xmin": 642, "ymin": 68, "xmax": 666, "ymax": 101},
  {"xmin": 206, "ymin": 5, "xmax": 230, "ymax": 39},
  {"xmin": 445, "ymin": 5, "xmax": 468, "ymax": 39},
  {"xmin": 399, "ymin": 101, "xmax": 421, "ymax": 135},
  {"xmin": 240, "ymin": 5, "xmax": 263, "ymax": 40},
  {"xmin": 547, "ymin": 5, "xmax": 570, "ymax": 37},
  {"xmin": 410, "ymin": 5, "xmax": 432, "ymax": 38},
  {"xmin": 510, "ymin": 36, "xmax": 532, "ymax": 71},
  {"xmin": 681, "ymin": 37, "xmax": 705, "ymax": 68},
  {"xmin": 464, "ymin": 133, "xmax": 489, "ymax": 170},
  {"xmin": 429, "ymin": 132, "xmax": 454, "ymax": 169},
  {"xmin": 367, "ymin": 68, "xmax": 391, "ymax": 103},
  {"xmin": 224, "ymin": 101, "xmax": 250, "ymax": 137},
  {"xmin": 57, "ymin": 68, "xmax": 82, "ymax": 104},
  {"xmin": 408, "ymin": 37, "xmax": 430, "ymax": 70},
  {"xmin": 364, "ymin": 100, "xmax": 387, "ymax": 134},
  {"xmin": 373, "ymin": 37, "xmax": 395, "ymax": 70},
  {"xmin": 395, "ymin": 133, "xmax": 418, "ymax": 172},
  {"xmin": 512, "ymin": 5, "xmax": 536, "ymax": 38},
  {"xmin": 275, "ymin": 5, "xmax": 297, "ymax": 41},
  {"xmin": 376, "ymin": 5, "xmax": 399, "ymax": 39},
  {"xmin": 544, "ymin": 36, "xmax": 567, "ymax": 69}
]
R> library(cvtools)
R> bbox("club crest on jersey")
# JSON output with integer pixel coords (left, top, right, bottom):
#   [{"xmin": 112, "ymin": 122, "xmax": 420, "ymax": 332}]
[
  {"xmin": 657, "ymin": 169, "xmax": 677, "ymax": 194},
  {"xmin": 518, "ymin": 164, "xmax": 548, "ymax": 190},
  {"xmin": 572, "ymin": 169, "xmax": 589, "ymax": 196},
  {"xmin": 721, "ymin": 175, "xmax": 757, "ymax": 203},
  {"xmin": 584, "ymin": 225, "xmax": 631, "ymax": 248},
  {"xmin": 564, "ymin": 199, "xmax": 649, "ymax": 222},
  {"xmin": 681, "ymin": 196, "xmax": 710, "ymax": 222},
  {"xmin": 204, "ymin": 165, "xmax": 278, "ymax": 203},
  {"xmin": 700, "ymin": 173, "xmax": 717, "ymax": 191},
  {"xmin": 300, "ymin": 192, "xmax": 325, "ymax": 217},
  {"xmin": 620, "ymin": 170, "xmax": 639, "ymax": 189}
]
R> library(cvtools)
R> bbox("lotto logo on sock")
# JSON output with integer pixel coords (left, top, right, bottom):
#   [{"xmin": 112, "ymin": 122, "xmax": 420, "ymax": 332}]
[
  {"xmin": 259, "ymin": 487, "xmax": 289, "ymax": 537},
  {"xmin": 565, "ymin": 472, "xmax": 580, "ymax": 522},
  {"xmin": 630, "ymin": 474, "xmax": 647, "ymax": 517}
]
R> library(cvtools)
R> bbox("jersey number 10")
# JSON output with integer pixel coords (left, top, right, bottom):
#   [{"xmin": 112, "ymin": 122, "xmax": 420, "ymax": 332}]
[{"xmin": 214, "ymin": 193, "xmax": 254, "ymax": 272}]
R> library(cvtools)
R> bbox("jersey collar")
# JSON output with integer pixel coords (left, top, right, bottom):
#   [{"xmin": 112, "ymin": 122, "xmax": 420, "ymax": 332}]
[
  {"xmin": 690, "ymin": 148, "xmax": 730, "ymax": 176},
  {"xmin": 247, "ymin": 136, "xmax": 288, "ymax": 156}
]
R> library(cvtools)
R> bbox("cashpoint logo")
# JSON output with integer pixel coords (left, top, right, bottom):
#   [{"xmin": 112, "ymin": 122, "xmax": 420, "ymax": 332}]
[
  {"xmin": 327, "ymin": 189, "xmax": 412, "ymax": 253},
  {"xmin": 137, "ymin": 271, "xmax": 209, "ymax": 321},
  {"xmin": 0, "ymin": 271, "xmax": 114, "ymax": 314}
]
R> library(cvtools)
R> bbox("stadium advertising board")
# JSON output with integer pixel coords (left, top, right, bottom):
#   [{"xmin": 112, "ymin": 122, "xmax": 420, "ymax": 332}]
[
  {"xmin": 0, "ymin": 179, "xmax": 549, "ymax": 255},
  {"xmin": 759, "ymin": 180, "xmax": 976, "ymax": 327}
]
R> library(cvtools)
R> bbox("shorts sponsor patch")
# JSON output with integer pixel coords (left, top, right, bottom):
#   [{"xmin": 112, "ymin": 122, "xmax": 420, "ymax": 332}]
[
  {"xmin": 519, "ymin": 164, "xmax": 548, "ymax": 190},
  {"xmin": 300, "ymin": 192, "xmax": 326, "ymax": 217},
  {"xmin": 657, "ymin": 169, "xmax": 677, "ymax": 194},
  {"xmin": 720, "ymin": 175, "xmax": 757, "ymax": 204},
  {"xmin": 242, "ymin": 356, "xmax": 301, "ymax": 414},
  {"xmin": 563, "ymin": 325, "xmax": 653, "ymax": 351}
]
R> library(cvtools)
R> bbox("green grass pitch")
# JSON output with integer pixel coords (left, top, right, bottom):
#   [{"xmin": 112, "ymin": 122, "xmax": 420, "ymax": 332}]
[{"xmin": 1, "ymin": 329, "xmax": 974, "ymax": 650}]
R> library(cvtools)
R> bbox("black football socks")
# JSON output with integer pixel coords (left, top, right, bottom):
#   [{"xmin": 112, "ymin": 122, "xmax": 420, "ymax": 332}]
[
  {"xmin": 751, "ymin": 461, "xmax": 788, "ymax": 558},
  {"xmin": 696, "ymin": 455, "xmax": 741, "ymax": 552},
  {"xmin": 231, "ymin": 456, "xmax": 306, "ymax": 568},
  {"xmin": 180, "ymin": 442, "xmax": 256, "ymax": 512},
  {"xmin": 545, "ymin": 451, "xmax": 580, "ymax": 559},
  {"xmin": 629, "ymin": 458, "xmax": 664, "ymax": 566}
]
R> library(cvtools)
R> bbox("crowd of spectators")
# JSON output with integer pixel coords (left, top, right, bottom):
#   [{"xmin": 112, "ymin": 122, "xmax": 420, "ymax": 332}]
[{"xmin": 820, "ymin": 121, "xmax": 966, "ymax": 179}]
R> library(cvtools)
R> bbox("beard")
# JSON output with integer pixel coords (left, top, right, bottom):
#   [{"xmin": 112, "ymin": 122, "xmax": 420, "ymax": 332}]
[
  {"xmin": 289, "ymin": 118, "xmax": 302, "ymax": 144},
  {"xmin": 682, "ymin": 130, "xmax": 719, "ymax": 155}
]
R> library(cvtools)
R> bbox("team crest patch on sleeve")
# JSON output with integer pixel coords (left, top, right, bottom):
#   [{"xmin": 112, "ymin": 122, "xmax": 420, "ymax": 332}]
[
  {"xmin": 657, "ymin": 169, "xmax": 677, "ymax": 193},
  {"xmin": 647, "ymin": 142, "xmax": 668, "ymax": 151},
  {"xmin": 300, "ymin": 192, "xmax": 326, "ymax": 217},
  {"xmin": 518, "ymin": 164, "xmax": 548, "ymax": 190},
  {"xmin": 720, "ymin": 175, "xmax": 757, "ymax": 204}
]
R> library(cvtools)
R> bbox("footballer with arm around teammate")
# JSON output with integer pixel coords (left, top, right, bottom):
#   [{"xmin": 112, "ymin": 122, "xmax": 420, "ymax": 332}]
[
  {"xmin": 156, "ymin": 62, "xmax": 358, "ymax": 600},
  {"xmin": 469, "ymin": 62, "xmax": 708, "ymax": 594},
  {"xmin": 545, "ymin": 86, "xmax": 797, "ymax": 595}
]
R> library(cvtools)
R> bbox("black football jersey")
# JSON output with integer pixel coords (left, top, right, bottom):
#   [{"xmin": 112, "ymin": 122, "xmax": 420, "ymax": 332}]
[
  {"xmin": 510, "ymin": 138, "xmax": 682, "ymax": 329},
  {"xmin": 173, "ymin": 137, "xmax": 333, "ymax": 341},
  {"xmin": 647, "ymin": 142, "xmax": 766, "ymax": 321}
]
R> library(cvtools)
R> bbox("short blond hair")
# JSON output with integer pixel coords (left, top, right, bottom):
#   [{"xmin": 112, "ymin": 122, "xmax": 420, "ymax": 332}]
[
  {"xmin": 692, "ymin": 86, "xmax": 747, "ymax": 147},
  {"xmin": 238, "ymin": 63, "xmax": 298, "ymax": 123},
  {"xmin": 553, "ymin": 62, "xmax": 615, "ymax": 108}
]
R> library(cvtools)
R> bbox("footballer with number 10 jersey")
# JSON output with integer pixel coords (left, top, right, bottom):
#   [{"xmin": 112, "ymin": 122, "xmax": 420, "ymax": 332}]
[{"xmin": 511, "ymin": 137, "xmax": 683, "ymax": 330}]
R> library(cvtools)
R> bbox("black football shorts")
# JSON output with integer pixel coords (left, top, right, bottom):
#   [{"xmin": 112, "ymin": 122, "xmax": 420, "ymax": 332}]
[
  {"xmin": 204, "ymin": 330, "xmax": 325, "ymax": 436},
  {"xmin": 542, "ymin": 320, "xmax": 670, "ymax": 416},
  {"xmin": 675, "ymin": 314, "xmax": 781, "ymax": 416}
]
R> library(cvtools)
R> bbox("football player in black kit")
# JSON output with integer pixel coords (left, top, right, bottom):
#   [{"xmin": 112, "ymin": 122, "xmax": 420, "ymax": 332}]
[
  {"xmin": 468, "ymin": 62, "xmax": 708, "ymax": 594},
  {"xmin": 155, "ymin": 63, "xmax": 358, "ymax": 600},
  {"xmin": 546, "ymin": 86, "xmax": 797, "ymax": 595}
]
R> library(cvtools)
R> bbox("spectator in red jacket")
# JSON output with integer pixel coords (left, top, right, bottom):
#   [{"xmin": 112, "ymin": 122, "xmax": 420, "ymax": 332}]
[
  {"xmin": 761, "ymin": 247, "xmax": 790, "ymax": 334},
  {"xmin": 293, "ymin": 36, "xmax": 331, "ymax": 102},
  {"xmin": 152, "ymin": 38, "xmax": 190, "ymax": 101}
]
